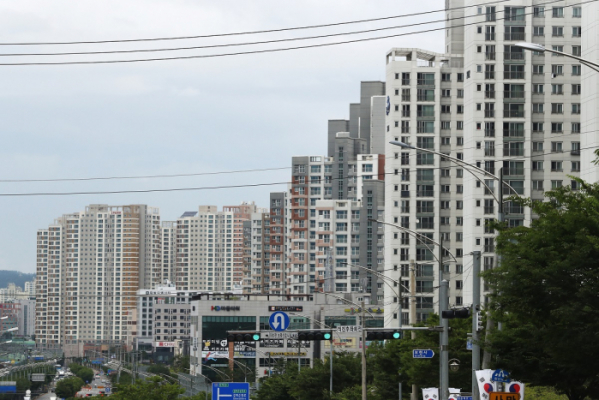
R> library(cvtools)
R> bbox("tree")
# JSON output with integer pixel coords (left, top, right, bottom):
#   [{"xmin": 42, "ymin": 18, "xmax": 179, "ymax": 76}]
[
  {"xmin": 109, "ymin": 376, "xmax": 184, "ymax": 400},
  {"xmin": 69, "ymin": 363, "xmax": 95, "ymax": 383},
  {"xmin": 484, "ymin": 180, "xmax": 599, "ymax": 400},
  {"xmin": 55, "ymin": 376, "xmax": 85, "ymax": 399},
  {"xmin": 147, "ymin": 363, "xmax": 172, "ymax": 377},
  {"xmin": 173, "ymin": 355, "xmax": 191, "ymax": 373}
]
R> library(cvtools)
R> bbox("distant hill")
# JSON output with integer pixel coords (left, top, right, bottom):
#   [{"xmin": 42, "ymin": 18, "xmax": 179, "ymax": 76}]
[{"xmin": 0, "ymin": 271, "xmax": 35, "ymax": 290}]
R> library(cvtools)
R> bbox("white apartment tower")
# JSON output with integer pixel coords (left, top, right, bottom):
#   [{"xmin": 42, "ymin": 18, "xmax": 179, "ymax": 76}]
[
  {"xmin": 384, "ymin": 0, "xmax": 585, "ymax": 325},
  {"xmin": 35, "ymin": 204, "xmax": 161, "ymax": 346},
  {"xmin": 175, "ymin": 203, "xmax": 262, "ymax": 292}
]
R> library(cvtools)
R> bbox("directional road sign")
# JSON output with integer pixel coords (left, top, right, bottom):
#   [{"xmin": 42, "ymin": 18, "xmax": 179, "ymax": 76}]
[
  {"xmin": 212, "ymin": 382, "xmax": 250, "ymax": 400},
  {"xmin": 457, "ymin": 397, "xmax": 472, "ymax": 400},
  {"xmin": 262, "ymin": 332, "xmax": 297, "ymax": 339},
  {"xmin": 336, "ymin": 325, "xmax": 362, "ymax": 333},
  {"xmin": 269, "ymin": 311, "xmax": 290, "ymax": 332},
  {"xmin": 491, "ymin": 369, "xmax": 511, "ymax": 383},
  {"xmin": 412, "ymin": 349, "xmax": 435, "ymax": 359}
]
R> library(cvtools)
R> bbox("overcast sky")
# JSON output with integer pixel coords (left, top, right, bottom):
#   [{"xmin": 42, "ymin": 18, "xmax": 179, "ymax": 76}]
[{"xmin": 0, "ymin": 0, "xmax": 445, "ymax": 274}]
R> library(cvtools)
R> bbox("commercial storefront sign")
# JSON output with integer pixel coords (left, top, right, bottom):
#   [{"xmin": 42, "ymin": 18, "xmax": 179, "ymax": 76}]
[
  {"xmin": 260, "ymin": 339, "xmax": 284, "ymax": 348},
  {"xmin": 324, "ymin": 338, "xmax": 358, "ymax": 349},
  {"xmin": 268, "ymin": 306, "xmax": 303, "ymax": 312},
  {"xmin": 155, "ymin": 341, "xmax": 176, "ymax": 347},
  {"xmin": 211, "ymin": 305, "xmax": 240, "ymax": 311},
  {"xmin": 202, "ymin": 339, "xmax": 256, "ymax": 358},
  {"xmin": 268, "ymin": 352, "xmax": 307, "ymax": 357},
  {"xmin": 286, "ymin": 339, "xmax": 311, "ymax": 348}
]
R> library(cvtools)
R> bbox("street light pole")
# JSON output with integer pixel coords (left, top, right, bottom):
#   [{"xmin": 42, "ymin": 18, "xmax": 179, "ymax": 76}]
[
  {"xmin": 515, "ymin": 42, "xmax": 599, "ymax": 72},
  {"xmin": 439, "ymin": 280, "xmax": 449, "ymax": 400},
  {"xmin": 472, "ymin": 251, "xmax": 481, "ymax": 400},
  {"xmin": 361, "ymin": 300, "xmax": 367, "ymax": 400}
]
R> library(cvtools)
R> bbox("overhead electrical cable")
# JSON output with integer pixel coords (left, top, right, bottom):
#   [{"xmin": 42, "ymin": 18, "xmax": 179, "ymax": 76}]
[
  {"xmin": 0, "ymin": 143, "xmax": 597, "ymax": 197},
  {"xmin": 0, "ymin": 0, "xmax": 513, "ymax": 46},
  {"xmin": 0, "ymin": 0, "xmax": 582, "ymax": 65}
]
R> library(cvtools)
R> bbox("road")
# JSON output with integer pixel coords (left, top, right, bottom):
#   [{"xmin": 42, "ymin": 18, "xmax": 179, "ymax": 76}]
[{"xmin": 77, "ymin": 370, "xmax": 112, "ymax": 397}]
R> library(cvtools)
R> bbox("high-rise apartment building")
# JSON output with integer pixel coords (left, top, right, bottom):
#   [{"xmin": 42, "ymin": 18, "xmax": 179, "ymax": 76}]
[
  {"xmin": 35, "ymin": 204, "xmax": 161, "ymax": 346},
  {"xmin": 175, "ymin": 203, "xmax": 262, "ymax": 292},
  {"xmin": 384, "ymin": 0, "xmax": 585, "ymax": 325},
  {"xmin": 161, "ymin": 222, "xmax": 177, "ymax": 284}
]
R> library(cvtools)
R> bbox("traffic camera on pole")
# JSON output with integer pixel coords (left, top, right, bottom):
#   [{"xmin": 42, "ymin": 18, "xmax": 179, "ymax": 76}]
[
  {"xmin": 227, "ymin": 331, "xmax": 261, "ymax": 343},
  {"xmin": 297, "ymin": 330, "xmax": 333, "ymax": 341},
  {"xmin": 441, "ymin": 307, "xmax": 471, "ymax": 319}
]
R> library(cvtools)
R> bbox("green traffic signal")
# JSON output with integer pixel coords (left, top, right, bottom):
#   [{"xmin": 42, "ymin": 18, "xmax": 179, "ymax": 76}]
[
  {"xmin": 392, "ymin": 332, "xmax": 401, "ymax": 339},
  {"xmin": 323, "ymin": 332, "xmax": 332, "ymax": 340},
  {"xmin": 252, "ymin": 333, "xmax": 261, "ymax": 341}
]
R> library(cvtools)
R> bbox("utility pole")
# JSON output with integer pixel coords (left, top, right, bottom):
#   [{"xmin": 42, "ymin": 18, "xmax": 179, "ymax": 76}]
[
  {"xmin": 440, "ymin": 280, "xmax": 449, "ymax": 400},
  {"xmin": 409, "ymin": 260, "xmax": 417, "ymax": 400},
  {"xmin": 361, "ymin": 300, "xmax": 367, "ymax": 400},
  {"xmin": 472, "ymin": 251, "xmax": 481, "ymax": 400},
  {"xmin": 483, "ymin": 168, "xmax": 503, "ymax": 369}
]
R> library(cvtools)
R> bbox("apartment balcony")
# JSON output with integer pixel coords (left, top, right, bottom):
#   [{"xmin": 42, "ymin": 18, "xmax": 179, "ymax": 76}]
[
  {"xmin": 416, "ymin": 190, "xmax": 435, "ymax": 197},
  {"xmin": 402, "ymin": 79, "xmax": 410, "ymax": 85},
  {"xmin": 504, "ymin": 52, "xmax": 525, "ymax": 61},
  {"xmin": 484, "ymin": 244, "xmax": 496, "ymax": 253},
  {"xmin": 504, "ymin": 110, "xmax": 525, "ymax": 118},
  {"xmin": 503, "ymin": 168, "xmax": 524, "ymax": 177},
  {"xmin": 485, "ymin": 91, "xmax": 496, "ymax": 99},
  {"xmin": 506, "ymin": 205, "xmax": 524, "ymax": 214},
  {"xmin": 485, "ymin": 149, "xmax": 496, "ymax": 157},
  {"xmin": 504, "ymin": 91, "xmax": 525, "ymax": 99},
  {"xmin": 485, "ymin": 33, "xmax": 496, "ymax": 41},
  {"xmin": 504, "ymin": 72, "xmax": 525, "ymax": 79},
  {"xmin": 503, "ymin": 148, "xmax": 525, "ymax": 157},
  {"xmin": 503, "ymin": 129, "xmax": 524, "ymax": 137},
  {"xmin": 485, "ymin": 129, "xmax": 495, "ymax": 137},
  {"xmin": 504, "ymin": 32, "xmax": 526, "ymax": 41},
  {"xmin": 485, "ymin": 52, "xmax": 496, "ymax": 60},
  {"xmin": 417, "ymin": 79, "xmax": 435, "ymax": 86},
  {"xmin": 484, "ymin": 206, "xmax": 495, "ymax": 215},
  {"xmin": 571, "ymin": 150, "xmax": 581, "ymax": 156},
  {"xmin": 485, "ymin": 72, "xmax": 496, "ymax": 79},
  {"xmin": 484, "ymin": 110, "xmax": 495, "ymax": 118}
]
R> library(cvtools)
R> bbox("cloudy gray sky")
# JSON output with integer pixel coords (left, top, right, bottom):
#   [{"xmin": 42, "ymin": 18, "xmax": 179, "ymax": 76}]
[{"xmin": 0, "ymin": 0, "xmax": 445, "ymax": 274}]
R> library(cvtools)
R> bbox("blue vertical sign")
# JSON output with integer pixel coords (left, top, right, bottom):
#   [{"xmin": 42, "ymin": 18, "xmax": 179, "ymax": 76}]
[{"xmin": 212, "ymin": 383, "xmax": 250, "ymax": 400}]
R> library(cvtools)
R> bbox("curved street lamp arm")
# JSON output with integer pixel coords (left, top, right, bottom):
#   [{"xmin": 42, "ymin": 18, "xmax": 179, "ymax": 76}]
[
  {"xmin": 371, "ymin": 219, "xmax": 458, "ymax": 264},
  {"xmin": 318, "ymin": 292, "xmax": 375, "ymax": 318},
  {"xmin": 341, "ymin": 262, "xmax": 403, "ymax": 300},
  {"xmin": 202, "ymin": 364, "xmax": 230, "ymax": 379},
  {"xmin": 389, "ymin": 141, "xmax": 519, "ymax": 198}
]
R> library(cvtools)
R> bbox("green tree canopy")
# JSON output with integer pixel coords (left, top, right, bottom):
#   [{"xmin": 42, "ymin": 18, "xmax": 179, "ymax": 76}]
[
  {"xmin": 484, "ymin": 180, "xmax": 599, "ymax": 400},
  {"xmin": 55, "ymin": 376, "xmax": 85, "ymax": 399},
  {"xmin": 109, "ymin": 376, "xmax": 183, "ymax": 400}
]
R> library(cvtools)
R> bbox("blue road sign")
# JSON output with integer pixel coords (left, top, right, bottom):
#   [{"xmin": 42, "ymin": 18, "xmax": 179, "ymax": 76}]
[
  {"xmin": 467, "ymin": 338, "xmax": 473, "ymax": 350},
  {"xmin": 212, "ymin": 382, "xmax": 250, "ymax": 400},
  {"xmin": 457, "ymin": 396, "xmax": 473, "ymax": 400},
  {"xmin": 492, "ymin": 369, "xmax": 511, "ymax": 383},
  {"xmin": 412, "ymin": 349, "xmax": 435, "ymax": 359},
  {"xmin": 269, "ymin": 312, "xmax": 290, "ymax": 332},
  {"xmin": 105, "ymin": 388, "xmax": 111, "ymax": 393}
]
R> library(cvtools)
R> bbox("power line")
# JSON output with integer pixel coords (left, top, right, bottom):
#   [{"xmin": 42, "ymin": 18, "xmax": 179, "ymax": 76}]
[
  {"xmin": 0, "ymin": 140, "xmax": 596, "ymax": 197},
  {"xmin": 0, "ymin": 0, "xmax": 520, "ymax": 58},
  {"xmin": 0, "ymin": 0, "xmax": 512, "ymax": 46},
  {"xmin": 0, "ymin": 128, "xmax": 587, "ymax": 185},
  {"xmin": 0, "ymin": 166, "xmax": 290, "ymax": 184},
  {"xmin": 0, "ymin": 0, "xmax": 582, "ymax": 66}
]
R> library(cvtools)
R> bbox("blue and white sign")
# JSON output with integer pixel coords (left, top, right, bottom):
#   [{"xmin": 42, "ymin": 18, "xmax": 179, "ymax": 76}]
[
  {"xmin": 491, "ymin": 369, "xmax": 511, "ymax": 383},
  {"xmin": 412, "ymin": 349, "xmax": 435, "ymax": 359},
  {"xmin": 467, "ymin": 338, "xmax": 473, "ymax": 350},
  {"xmin": 212, "ymin": 382, "xmax": 250, "ymax": 400},
  {"xmin": 457, "ymin": 396, "xmax": 472, "ymax": 400},
  {"xmin": 105, "ymin": 388, "xmax": 111, "ymax": 394},
  {"xmin": 269, "ymin": 312, "xmax": 290, "ymax": 332}
]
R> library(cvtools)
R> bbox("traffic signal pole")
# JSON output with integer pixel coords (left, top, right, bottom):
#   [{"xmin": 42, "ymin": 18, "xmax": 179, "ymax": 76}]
[
  {"xmin": 472, "ymin": 251, "xmax": 481, "ymax": 400},
  {"xmin": 440, "ymin": 280, "xmax": 449, "ymax": 400},
  {"xmin": 361, "ymin": 300, "xmax": 367, "ymax": 400}
]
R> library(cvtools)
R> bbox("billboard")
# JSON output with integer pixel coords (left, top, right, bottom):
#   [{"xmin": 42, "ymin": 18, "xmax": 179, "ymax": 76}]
[
  {"xmin": 202, "ymin": 340, "xmax": 256, "ymax": 358},
  {"xmin": 324, "ymin": 338, "xmax": 358, "ymax": 349},
  {"xmin": 155, "ymin": 342, "xmax": 176, "ymax": 348}
]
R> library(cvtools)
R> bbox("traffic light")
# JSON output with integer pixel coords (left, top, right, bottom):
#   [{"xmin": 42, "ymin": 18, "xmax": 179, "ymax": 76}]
[
  {"xmin": 475, "ymin": 310, "xmax": 484, "ymax": 332},
  {"xmin": 441, "ymin": 308, "xmax": 470, "ymax": 319},
  {"xmin": 297, "ymin": 330, "xmax": 333, "ymax": 341},
  {"xmin": 227, "ymin": 331, "xmax": 261, "ymax": 342},
  {"xmin": 365, "ymin": 330, "xmax": 402, "ymax": 340}
]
